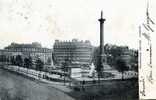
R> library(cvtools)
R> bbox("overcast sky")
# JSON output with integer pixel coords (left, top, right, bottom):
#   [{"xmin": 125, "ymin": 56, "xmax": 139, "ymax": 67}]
[{"xmin": 0, "ymin": 0, "xmax": 156, "ymax": 49}]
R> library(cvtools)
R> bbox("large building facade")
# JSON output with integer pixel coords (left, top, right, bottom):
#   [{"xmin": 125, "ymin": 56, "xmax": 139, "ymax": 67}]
[
  {"xmin": 0, "ymin": 42, "xmax": 52, "ymax": 65},
  {"xmin": 53, "ymin": 39, "xmax": 93, "ymax": 66}
]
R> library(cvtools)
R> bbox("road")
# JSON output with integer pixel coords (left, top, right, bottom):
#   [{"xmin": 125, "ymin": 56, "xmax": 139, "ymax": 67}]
[{"xmin": 0, "ymin": 68, "xmax": 74, "ymax": 100}]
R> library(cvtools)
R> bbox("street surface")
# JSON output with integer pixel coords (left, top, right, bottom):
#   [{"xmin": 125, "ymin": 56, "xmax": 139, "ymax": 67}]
[{"xmin": 0, "ymin": 68, "xmax": 74, "ymax": 100}]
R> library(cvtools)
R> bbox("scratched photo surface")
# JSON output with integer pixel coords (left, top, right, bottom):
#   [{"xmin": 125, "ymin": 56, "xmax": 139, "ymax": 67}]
[{"xmin": 0, "ymin": 0, "xmax": 155, "ymax": 100}]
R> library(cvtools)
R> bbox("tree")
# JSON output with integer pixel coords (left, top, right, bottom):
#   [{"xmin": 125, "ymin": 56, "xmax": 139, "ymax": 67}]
[
  {"xmin": 10, "ymin": 56, "xmax": 16, "ymax": 65},
  {"xmin": 35, "ymin": 58, "xmax": 44, "ymax": 71},
  {"xmin": 24, "ymin": 58, "xmax": 29, "ymax": 68},
  {"xmin": 115, "ymin": 58, "xmax": 129, "ymax": 79},
  {"xmin": 15, "ymin": 55, "xmax": 23, "ymax": 67},
  {"xmin": 24, "ymin": 56, "xmax": 33, "ymax": 69},
  {"xmin": 28, "ymin": 56, "xmax": 33, "ymax": 69},
  {"xmin": 35, "ymin": 58, "xmax": 44, "ymax": 79}
]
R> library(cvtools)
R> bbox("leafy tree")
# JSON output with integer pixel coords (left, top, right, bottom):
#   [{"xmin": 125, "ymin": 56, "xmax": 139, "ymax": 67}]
[
  {"xmin": 10, "ymin": 56, "xmax": 16, "ymax": 65},
  {"xmin": 24, "ymin": 58, "xmax": 29, "ymax": 68},
  {"xmin": 24, "ymin": 56, "xmax": 33, "ymax": 69},
  {"xmin": 15, "ymin": 55, "xmax": 23, "ymax": 67},
  {"xmin": 35, "ymin": 58, "xmax": 44, "ymax": 71},
  {"xmin": 115, "ymin": 58, "xmax": 129, "ymax": 79},
  {"xmin": 29, "ymin": 57, "xmax": 33, "ymax": 68},
  {"xmin": 6, "ymin": 57, "xmax": 10, "ymax": 63},
  {"xmin": 28, "ymin": 56, "xmax": 33, "ymax": 68}
]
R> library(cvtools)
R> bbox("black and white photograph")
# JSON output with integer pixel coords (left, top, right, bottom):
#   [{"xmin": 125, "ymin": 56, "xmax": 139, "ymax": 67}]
[{"xmin": 0, "ymin": 0, "xmax": 155, "ymax": 100}]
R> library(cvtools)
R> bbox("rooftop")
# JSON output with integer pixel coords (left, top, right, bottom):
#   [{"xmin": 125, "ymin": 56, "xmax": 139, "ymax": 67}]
[{"xmin": 5, "ymin": 42, "xmax": 42, "ymax": 49}]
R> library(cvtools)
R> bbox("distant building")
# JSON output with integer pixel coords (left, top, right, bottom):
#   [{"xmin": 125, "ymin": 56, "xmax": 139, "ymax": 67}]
[
  {"xmin": 0, "ymin": 42, "xmax": 53, "ymax": 65},
  {"xmin": 53, "ymin": 39, "xmax": 93, "ymax": 66},
  {"xmin": 105, "ymin": 44, "xmax": 138, "ymax": 69}
]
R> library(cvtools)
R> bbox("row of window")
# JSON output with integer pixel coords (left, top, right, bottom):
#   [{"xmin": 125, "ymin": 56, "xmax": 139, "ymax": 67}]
[
  {"xmin": 53, "ymin": 52, "xmax": 91, "ymax": 55},
  {"xmin": 5, "ymin": 48, "xmax": 52, "ymax": 53}
]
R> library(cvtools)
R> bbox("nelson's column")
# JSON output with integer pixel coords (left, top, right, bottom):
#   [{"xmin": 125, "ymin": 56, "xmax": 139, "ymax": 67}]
[{"xmin": 97, "ymin": 11, "xmax": 107, "ymax": 75}]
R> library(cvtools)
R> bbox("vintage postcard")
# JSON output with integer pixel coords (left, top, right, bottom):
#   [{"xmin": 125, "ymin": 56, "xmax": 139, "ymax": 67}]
[{"xmin": 0, "ymin": 0, "xmax": 155, "ymax": 100}]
